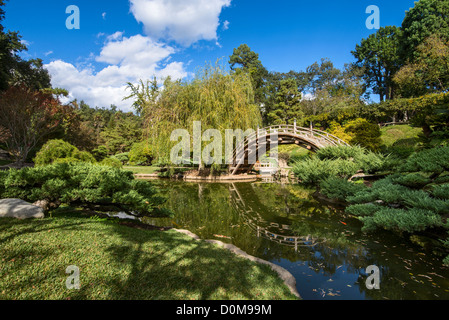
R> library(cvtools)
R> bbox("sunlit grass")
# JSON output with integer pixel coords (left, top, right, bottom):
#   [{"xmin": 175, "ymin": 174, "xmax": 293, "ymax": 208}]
[
  {"xmin": 0, "ymin": 209, "xmax": 298, "ymax": 300},
  {"xmin": 380, "ymin": 124, "xmax": 422, "ymax": 147},
  {"xmin": 123, "ymin": 166, "xmax": 160, "ymax": 175}
]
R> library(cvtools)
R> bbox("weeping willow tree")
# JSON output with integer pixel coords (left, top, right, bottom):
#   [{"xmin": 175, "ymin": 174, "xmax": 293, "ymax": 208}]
[{"xmin": 125, "ymin": 61, "xmax": 262, "ymax": 167}]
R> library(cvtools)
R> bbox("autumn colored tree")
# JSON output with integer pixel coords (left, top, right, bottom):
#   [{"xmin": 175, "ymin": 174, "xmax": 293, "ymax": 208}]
[
  {"xmin": 394, "ymin": 35, "xmax": 449, "ymax": 97},
  {"xmin": 0, "ymin": 85, "xmax": 70, "ymax": 165}
]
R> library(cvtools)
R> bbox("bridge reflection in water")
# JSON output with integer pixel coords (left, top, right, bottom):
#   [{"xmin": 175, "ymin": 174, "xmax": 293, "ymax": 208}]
[{"xmin": 229, "ymin": 182, "xmax": 325, "ymax": 252}]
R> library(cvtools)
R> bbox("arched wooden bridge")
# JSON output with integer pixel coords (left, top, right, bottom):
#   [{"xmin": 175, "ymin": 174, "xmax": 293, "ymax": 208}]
[{"xmin": 229, "ymin": 124, "xmax": 349, "ymax": 175}]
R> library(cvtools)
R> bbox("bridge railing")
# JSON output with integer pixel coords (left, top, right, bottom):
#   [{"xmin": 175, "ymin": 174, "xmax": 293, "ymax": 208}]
[{"xmin": 229, "ymin": 124, "xmax": 349, "ymax": 166}]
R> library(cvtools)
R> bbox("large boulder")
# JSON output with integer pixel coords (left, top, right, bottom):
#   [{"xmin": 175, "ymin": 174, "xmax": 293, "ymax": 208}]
[{"xmin": 0, "ymin": 199, "xmax": 45, "ymax": 219}]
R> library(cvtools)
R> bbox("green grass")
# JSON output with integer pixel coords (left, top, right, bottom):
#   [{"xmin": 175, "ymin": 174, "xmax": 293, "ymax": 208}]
[
  {"xmin": 123, "ymin": 166, "xmax": 160, "ymax": 175},
  {"xmin": 0, "ymin": 209, "xmax": 298, "ymax": 300},
  {"xmin": 379, "ymin": 125, "xmax": 423, "ymax": 159},
  {"xmin": 380, "ymin": 125, "xmax": 422, "ymax": 147}
]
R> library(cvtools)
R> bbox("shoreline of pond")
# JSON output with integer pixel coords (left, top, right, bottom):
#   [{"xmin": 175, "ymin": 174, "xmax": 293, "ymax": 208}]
[{"xmin": 134, "ymin": 172, "xmax": 262, "ymax": 182}]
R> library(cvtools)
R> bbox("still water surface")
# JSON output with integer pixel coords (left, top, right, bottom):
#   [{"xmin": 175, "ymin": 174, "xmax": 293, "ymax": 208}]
[{"xmin": 144, "ymin": 179, "xmax": 449, "ymax": 300}]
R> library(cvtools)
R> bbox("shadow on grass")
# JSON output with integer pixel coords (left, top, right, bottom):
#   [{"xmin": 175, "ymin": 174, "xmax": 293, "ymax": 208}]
[
  {"xmin": 0, "ymin": 211, "xmax": 296, "ymax": 300},
  {"xmin": 102, "ymin": 222, "xmax": 295, "ymax": 300}
]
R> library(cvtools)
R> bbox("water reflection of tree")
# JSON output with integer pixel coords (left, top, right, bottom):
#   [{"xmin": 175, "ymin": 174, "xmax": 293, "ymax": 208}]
[
  {"xmin": 150, "ymin": 180, "xmax": 449, "ymax": 300},
  {"xmin": 237, "ymin": 183, "xmax": 371, "ymax": 272}
]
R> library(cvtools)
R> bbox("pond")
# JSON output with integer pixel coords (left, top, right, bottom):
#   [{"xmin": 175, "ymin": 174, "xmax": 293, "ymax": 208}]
[{"xmin": 142, "ymin": 178, "xmax": 449, "ymax": 300}]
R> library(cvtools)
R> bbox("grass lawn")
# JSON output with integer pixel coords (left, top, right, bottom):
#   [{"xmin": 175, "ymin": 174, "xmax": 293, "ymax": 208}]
[
  {"xmin": 123, "ymin": 166, "xmax": 160, "ymax": 175},
  {"xmin": 0, "ymin": 209, "xmax": 298, "ymax": 300},
  {"xmin": 380, "ymin": 124, "xmax": 423, "ymax": 147}
]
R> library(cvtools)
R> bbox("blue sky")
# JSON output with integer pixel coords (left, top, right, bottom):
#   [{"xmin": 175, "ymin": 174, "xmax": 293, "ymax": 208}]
[{"xmin": 4, "ymin": 0, "xmax": 417, "ymax": 110}]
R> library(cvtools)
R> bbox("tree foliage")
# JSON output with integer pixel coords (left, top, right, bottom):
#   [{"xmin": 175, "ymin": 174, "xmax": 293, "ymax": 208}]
[
  {"xmin": 229, "ymin": 44, "xmax": 268, "ymax": 107},
  {"xmin": 394, "ymin": 34, "xmax": 449, "ymax": 97},
  {"xmin": 0, "ymin": 163, "xmax": 168, "ymax": 218},
  {"xmin": 400, "ymin": 0, "xmax": 449, "ymax": 62},
  {"xmin": 352, "ymin": 26, "xmax": 402, "ymax": 101},
  {"xmin": 266, "ymin": 78, "xmax": 303, "ymax": 125},
  {"xmin": 345, "ymin": 147, "xmax": 449, "ymax": 235},
  {"xmin": 127, "ymin": 62, "xmax": 262, "ymax": 166},
  {"xmin": 0, "ymin": 85, "xmax": 72, "ymax": 164},
  {"xmin": 34, "ymin": 139, "xmax": 96, "ymax": 166},
  {"xmin": 0, "ymin": 1, "xmax": 51, "ymax": 91}
]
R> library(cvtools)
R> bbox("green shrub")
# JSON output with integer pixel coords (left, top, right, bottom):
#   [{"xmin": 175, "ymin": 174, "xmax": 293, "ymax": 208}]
[
  {"xmin": 34, "ymin": 140, "xmax": 76, "ymax": 166},
  {"xmin": 346, "ymin": 176, "xmax": 411, "ymax": 204},
  {"xmin": 316, "ymin": 145, "xmax": 365, "ymax": 160},
  {"xmin": 316, "ymin": 145, "xmax": 386, "ymax": 173},
  {"xmin": 0, "ymin": 163, "xmax": 169, "ymax": 218},
  {"xmin": 129, "ymin": 142, "xmax": 153, "ymax": 166},
  {"xmin": 112, "ymin": 152, "xmax": 129, "ymax": 165},
  {"xmin": 91, "ymin": 145, "xmax": 109, "ymax": 161},
  {"xmin": 359, "ymin": 208, "xmax": 443, "ymax": 233},
  {"xmin": 391, "ymin": 172, "xmax": 431, "ymax": 189},
  {"xmin": 34, "ymin": 140, "xmax": 96, "ymax": 166},
  {"xmin": 431, "ymin": 184, "xmax": 449, "ymax": 200},
  {"xmin": 346, "ymin": 174, "xmax": 449, "ymax": 233},
  {"xmin": 319, "ymin": 177, "xmax": 367, "ymax": 202},
  {"xmin": 403, "ymin": 190, "xmax": 449, "ymax": 215},
  {"xmin": 400, "ymin": 146, "xmax": 449, "ymax": 175},
  {"xmin": 100, "ymin": 157, "xmax": 123, "ymax": 168},
  {"xmin": 292, "ymin": 145, "xmax": 386, "ymax": 185},
  {"xmin": 345, "ymin": 203, "xmax": 383, "ymax": 217},
  {"xmin": 343, "ymin": 118, "xmax": 382, "ymax": 151},
  {"xmin": 73, "ymin": 150, "xmax": 96, "ymax": 163}
]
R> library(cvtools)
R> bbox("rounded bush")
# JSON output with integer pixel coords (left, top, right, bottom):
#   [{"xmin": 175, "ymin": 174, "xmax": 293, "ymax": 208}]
[{"xmin": 34, "ymin": 139, "xmax": 96, "ymax": 166}]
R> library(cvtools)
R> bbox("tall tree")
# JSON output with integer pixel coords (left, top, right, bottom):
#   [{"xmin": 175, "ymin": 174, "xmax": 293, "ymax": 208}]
[
  {"xmin": 130, "ymin": 63, "xmax": 262, "ymax": 166},
  {"xmin": 352, "ymin": 26, "xmax": 402, "ymax": 101},
  {"xmin": 400, "ymin": 0, "xmax": 449, "ymax": 63},
  {"xmin": 305, "ymin": 58, "xmax": 341, "ymax": 94},
  {"xmin": 263, "ymin": 71, "xmax": 308, "ymax": 125},
  {"xmin": 229, "ymin": 44, "xmax": 268, "ymax": 107},
  {"xmin": 394, "ymin": 34, "xmax": 449, "ymax": 97},
  {"xmin": 100, "ymin": 110, "xmax": 143, "ymax": 155},
  {"xmin": 0, "ymin": 85, "xmax": 70, "ymax": 164},
  {"xmin": 0, "ymin": 0, "xmax": 51, "ymax": 91},
  {"xmin": 266, "ymin": 78, "xmax": 303, "ymax": 125}
]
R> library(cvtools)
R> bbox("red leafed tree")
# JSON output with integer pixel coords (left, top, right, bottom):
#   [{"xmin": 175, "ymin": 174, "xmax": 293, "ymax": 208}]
[{"xmin": 0, "ymin": 85, "xmax": 69, "ymax": 165}]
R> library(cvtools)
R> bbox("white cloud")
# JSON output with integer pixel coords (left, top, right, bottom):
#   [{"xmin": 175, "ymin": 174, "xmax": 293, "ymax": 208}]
[
  {"xmin": 97, "ymin": 34, "xmax": 174, "ymax": 66},
  {"xmin": 102, "ymin": 12, "xmax": 107, "ymax": 20},
  {"xmin": 44, "ymin": 0, "xmax": 231, "ymax": 110},
  {"xmin": 106, "ymin": 31, "xmax": 124, "ymax": 42},
  {"xmin": 129, "ymin": 0, "xmax": 231, "ymax": 46},
  {"xmin": 45, "ymin": 34, "xmax": 188, "ymax": 111},
  {"xmin": 222, "ymin": 20, "xmax": 230, "ymax": 31}
]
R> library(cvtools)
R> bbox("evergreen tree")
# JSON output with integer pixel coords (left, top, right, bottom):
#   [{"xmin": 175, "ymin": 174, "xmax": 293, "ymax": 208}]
[
  {"xmin": 266, "ymin": 78, "xmax": 303, "ymax": 125},
  {"xmin": 229, "ymin": 44, "xmax": 268, "ymax": 107},
  {"xmin": 352, "ymin": 26, "xmax": 402, "ymax": 101}
]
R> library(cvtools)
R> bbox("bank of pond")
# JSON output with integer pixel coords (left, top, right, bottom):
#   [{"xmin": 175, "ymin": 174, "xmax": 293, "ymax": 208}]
[{"xmin": 140, "ymin": 178, "xmax": 449, "ymax": 300}]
